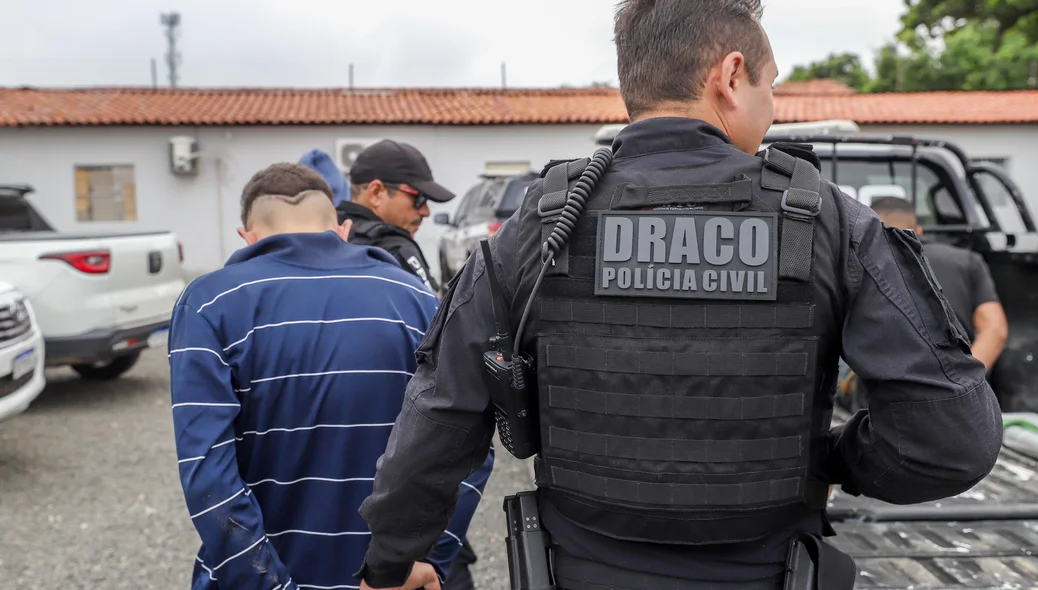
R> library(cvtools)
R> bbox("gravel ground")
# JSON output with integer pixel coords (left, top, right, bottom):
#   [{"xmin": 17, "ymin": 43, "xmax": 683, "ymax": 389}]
[{"xmin": 0, "ymin": 348, "xmax": 532, "ymax": 589}]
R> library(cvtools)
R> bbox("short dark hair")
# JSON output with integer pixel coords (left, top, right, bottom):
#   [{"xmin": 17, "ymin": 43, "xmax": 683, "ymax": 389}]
[
  {"xmin": 613, "ymin": 0, "xmax": 771, "ymax": 119},
  {"xmin": 240, "ymin": 163, "xmax": 335, "ymax": 226},
  {"xmin": 870, "ymin": 196, "xmax": 916, "ymax": 218}
]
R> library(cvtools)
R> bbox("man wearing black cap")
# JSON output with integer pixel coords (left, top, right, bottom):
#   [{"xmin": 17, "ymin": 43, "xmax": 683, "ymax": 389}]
[{"xmin": 339, "ymin": 139, "xmax": 455, "ymax": 293}]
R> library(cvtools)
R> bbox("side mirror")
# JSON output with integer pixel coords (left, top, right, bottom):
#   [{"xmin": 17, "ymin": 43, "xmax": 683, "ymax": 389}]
[{"xmin": 433, "ymin": 213, "xmax": 451, "ymax": 226}]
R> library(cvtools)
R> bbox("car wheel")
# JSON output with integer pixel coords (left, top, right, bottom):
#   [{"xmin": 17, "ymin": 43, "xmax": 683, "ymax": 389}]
[{"xmin": 71, "ymin": 351, "xmax": 142, "ymax": 380}]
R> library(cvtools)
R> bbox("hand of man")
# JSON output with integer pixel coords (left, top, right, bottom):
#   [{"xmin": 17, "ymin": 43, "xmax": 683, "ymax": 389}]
[{"xmin": 360, "ymin": 562, "xmax": 441, "ymax": 590}]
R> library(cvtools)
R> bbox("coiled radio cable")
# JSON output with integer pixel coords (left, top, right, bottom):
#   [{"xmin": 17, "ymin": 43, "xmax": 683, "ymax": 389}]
[{"xmin": 511, "ymin": 147, "xmax": 615, "ymax": 385}]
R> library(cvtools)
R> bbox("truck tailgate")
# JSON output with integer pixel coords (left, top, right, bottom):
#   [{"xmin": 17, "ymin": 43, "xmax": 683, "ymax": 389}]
[
  {"xmin": 0, "ymin": 230, "xmax": 185, "ymax": 342},
  {"xmin": 105, "ymin": 232, "xmax": 184, "ymax": 329},
  {"xmin": 830, "ymin": 519, "xmax": 1038, "ymax": 588},
  {"xmin": 828, "ymin": 408, "xmax": 1038, "ymax": 588}
]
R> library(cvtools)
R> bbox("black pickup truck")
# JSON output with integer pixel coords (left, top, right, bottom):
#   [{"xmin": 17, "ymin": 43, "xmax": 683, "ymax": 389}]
[{"xmin": 759, "ymin": 127, "xmax": 1038, "ymax": 414}]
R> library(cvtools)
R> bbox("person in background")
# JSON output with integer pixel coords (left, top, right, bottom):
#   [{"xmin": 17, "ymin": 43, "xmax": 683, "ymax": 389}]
[
  {"xmin": 870, "ymin": 196, "xmax": 1009, "ymax": 371},
  {"xmin": 298, "ymin": 142, "xmax": 448, "ymax": 294},
  {"xmin": 836, "ymin": 196, "xmax": 1010, "ymax": 412},
  {"xmin": 168, "ymin": 162, "xmax": 490, "ymax": 590},
  {"xmin": 298, "ymin": 149, "xmax": 351, "ymax": 205},
  {"xmin": 338, "ymin": 140, "xmax": 454, "ymax": 294}
]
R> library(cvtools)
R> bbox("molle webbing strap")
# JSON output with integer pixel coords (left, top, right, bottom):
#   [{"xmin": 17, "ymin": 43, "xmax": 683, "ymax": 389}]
[
  {"xmin": 762, "ymin": 147, "xmax": 822, "ymax": 282},
  {"xmin": 548, "ymin": 427, "xmax": 802, "ymax": 464},
  {"xmin": 610, "ymin": 178, "xmax": 753, "ymax": 209},
  {"xmin": 546, "ymin": 345, "xmax": 809, "ymax": 377},
  {"xmin": 548, "ymin": 466, "xmax": 802, "ymax": 506},
  {"xmin": 539, "ymin": 299, "xmax": 815, "ymax": 329},
  {"xmin": 547, "ymin": 386, "xmax": 806, "ymax": 420},
  {"xmin": 761, "ymin": 148, "xmax": 795, "ymax": 191}
]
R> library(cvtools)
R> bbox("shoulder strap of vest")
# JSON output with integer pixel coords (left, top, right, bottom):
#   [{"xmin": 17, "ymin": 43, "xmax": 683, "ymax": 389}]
[
  {"xmin": 536, "ymin": 158, "xmax": 591, "ymax": 277},
  {"xmin": 537, "ymin": 158, "xmax": 591, "ymax": 216},
  {"xmin": 350, "ymin": 218, "xmax": 398, "ymax": 242},
  {"xmin": 761, "ymin": 145, "xmax": 823, "ymax": 282}
]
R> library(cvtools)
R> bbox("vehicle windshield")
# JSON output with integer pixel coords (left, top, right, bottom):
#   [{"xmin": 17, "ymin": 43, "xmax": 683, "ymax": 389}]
[
  {"xmin": 0, "ymin": 198, "xmax": 54, "ymax": 232},
  {"xmin": 497, "ymin": 178, "xmax": 534, "ymax": 215},
  {"xmin": 817, "ymin": 157, "xmax": 968, "ymax": 227}
]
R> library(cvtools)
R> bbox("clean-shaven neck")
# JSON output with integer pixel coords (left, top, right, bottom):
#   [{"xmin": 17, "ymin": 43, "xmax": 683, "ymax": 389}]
[{"xmin": 633, "ymin": 103, "xmax": 729, "ymax": 138}]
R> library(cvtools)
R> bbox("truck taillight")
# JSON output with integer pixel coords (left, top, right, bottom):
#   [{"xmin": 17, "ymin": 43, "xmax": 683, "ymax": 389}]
[
  {"xmin": 39, "ymin": 250, "xmax": 111, "ymax": 274},
  {"xmin": 487, "ymin": 221, "xmax": 503, "ymax": 238}
]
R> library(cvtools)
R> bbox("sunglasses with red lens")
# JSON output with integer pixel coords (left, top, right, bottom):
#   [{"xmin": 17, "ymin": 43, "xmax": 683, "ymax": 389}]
[{"xmin": 384, "ymin": 183, "xmax": 428, "ymax": 209}]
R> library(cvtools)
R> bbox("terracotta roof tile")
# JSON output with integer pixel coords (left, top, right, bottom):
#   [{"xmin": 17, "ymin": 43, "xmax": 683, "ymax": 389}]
[
  {"xmin": 774, "ymin": 90, "xmax": 1038, "ymax": 124},
  {"xmin": 2, "ymin": 86, "xmax": 1037, "ymax": 127}
]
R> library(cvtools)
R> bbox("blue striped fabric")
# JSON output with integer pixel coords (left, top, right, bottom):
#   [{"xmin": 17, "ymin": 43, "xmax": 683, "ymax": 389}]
[{"xmin": 169, "ymin": 231, "xmax": 493, "ymax": 590}]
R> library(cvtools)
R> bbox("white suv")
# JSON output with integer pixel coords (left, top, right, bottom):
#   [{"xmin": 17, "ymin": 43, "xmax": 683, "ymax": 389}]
[{"xmin": 0, "ymin": 281, "xmax": 45, "ymax": 424}]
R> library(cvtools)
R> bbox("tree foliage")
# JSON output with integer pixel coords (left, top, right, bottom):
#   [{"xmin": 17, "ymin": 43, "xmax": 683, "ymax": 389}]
[
  {"xmin": 901, "ymin": 0, "xmax": 1038, "ymax": 46},
  {"xmin": 783, "ymin": 1, "xmax": 1038, "ymax": 92},
  {"xmin": 869, "ymin": 21, "xmax": 1038, "ymax": 92},
  {"xmin": 786, "ymin": 53, "xmax": 872, "ymax": 91}
]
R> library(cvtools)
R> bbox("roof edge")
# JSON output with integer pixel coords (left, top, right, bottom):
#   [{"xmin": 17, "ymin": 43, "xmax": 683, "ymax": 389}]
[
  {"xmin": 0, "ymin": 85, "xmax": 622, "ymax": 97},
  {"xmin": 4, "ymin": 85, "xmax": 1038, "ymax": 99}
]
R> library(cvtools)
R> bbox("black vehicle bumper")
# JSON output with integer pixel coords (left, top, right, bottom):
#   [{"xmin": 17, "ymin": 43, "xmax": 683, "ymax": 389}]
[{"xmin": 44, "ymin": 321, "xmax": 170, "ymax": 366}]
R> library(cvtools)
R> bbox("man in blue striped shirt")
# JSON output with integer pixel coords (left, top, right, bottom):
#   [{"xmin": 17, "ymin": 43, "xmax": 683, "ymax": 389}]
[{"xmin": 169, "ymin": 163, "xmax": 493, "ymax": 590}]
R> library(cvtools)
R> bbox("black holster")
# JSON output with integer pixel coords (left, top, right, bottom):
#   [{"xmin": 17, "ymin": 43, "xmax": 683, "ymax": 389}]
[
  {"xmin": 503, "ymin": 491, "xmax": 555, "ymax": 590},
  {"xmin": 783, "ymin": 534, "xmax": 858, "ymax": 590}
]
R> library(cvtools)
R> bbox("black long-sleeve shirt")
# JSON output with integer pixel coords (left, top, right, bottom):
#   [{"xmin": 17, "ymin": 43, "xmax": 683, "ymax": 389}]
[{"xmin": 357, "ymin": 117, "xmax": 1003, "ymax": 587}]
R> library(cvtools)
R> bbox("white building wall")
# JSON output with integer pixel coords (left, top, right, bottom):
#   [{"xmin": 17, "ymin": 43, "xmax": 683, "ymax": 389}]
[
  {"xmin": 0, "ymin": 124, "xmax": 602, "ymax": 278},
  {"xmin": 2, "ymin": 122, "xmax": 1035, "ymax": 280}
]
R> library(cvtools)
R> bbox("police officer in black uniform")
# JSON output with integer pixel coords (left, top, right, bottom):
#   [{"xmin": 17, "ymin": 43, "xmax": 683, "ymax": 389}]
[
  {"xmin": 354, "ymin": 1, "xmax": 1004, "ymax": 589},
  {"xmin": 339, "ymin": 139, "xmax": 455, "ymax": 293}
]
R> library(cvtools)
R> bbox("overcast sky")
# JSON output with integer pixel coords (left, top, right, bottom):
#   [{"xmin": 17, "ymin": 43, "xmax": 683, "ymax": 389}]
[{"xmin": 5, "ymin": 0, "xmax": 908, "ymax": 89}]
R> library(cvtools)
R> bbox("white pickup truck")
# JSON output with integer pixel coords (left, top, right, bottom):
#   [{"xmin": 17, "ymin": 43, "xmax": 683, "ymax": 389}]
[{"xmin": 0, "ymin": 184, "xmax": 186, "ymax": 379}]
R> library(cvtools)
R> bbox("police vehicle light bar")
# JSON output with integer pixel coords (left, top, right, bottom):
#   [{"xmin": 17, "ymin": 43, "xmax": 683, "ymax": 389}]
[{"xmin": 767, "ymin": 120, "xmax": 860, "ymax": 135}]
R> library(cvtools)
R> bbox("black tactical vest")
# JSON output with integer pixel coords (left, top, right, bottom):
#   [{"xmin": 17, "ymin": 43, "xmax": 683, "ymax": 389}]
[
  {"xmin": 345, "ymin": 216, "xmax": 437, "ymax": 292},
  {"xmin": 530, "ymin": 145, "xmax": 841, "ymax": 546},
  {"xmin": 347, "ymin": 217, "xmax": 399, "ymax": 246}
]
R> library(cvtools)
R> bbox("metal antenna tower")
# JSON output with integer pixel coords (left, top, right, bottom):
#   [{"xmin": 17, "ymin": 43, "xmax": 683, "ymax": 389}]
[{"xmin": 160, "ymin": 12, "xmax": 182, "ymax": 87}]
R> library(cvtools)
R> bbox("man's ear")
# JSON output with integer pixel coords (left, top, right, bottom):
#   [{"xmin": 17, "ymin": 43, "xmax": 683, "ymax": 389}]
[
  {"xmin": 714, "ymin": 51, "xmax": 745, "ymax": 110},
  {"xmin": 367, "ymin": 180, "xmax": 387, "ymax": 206},
  {"xmin": 237, "ymin": 226, "xmax": 258, "ymax": 245},
  {"xmin": 914, "ymin": 225, "xmax": 923, "ymax": 236},
  {"xmin": 335, "ymin": 219, "xmax": 354, "ymax": 242}
]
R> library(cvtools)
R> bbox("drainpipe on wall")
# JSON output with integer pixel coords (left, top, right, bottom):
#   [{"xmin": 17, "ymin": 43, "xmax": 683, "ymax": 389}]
[{"xmin": 214, "ymin": 155, "xmax": 228, "ymax": 263}]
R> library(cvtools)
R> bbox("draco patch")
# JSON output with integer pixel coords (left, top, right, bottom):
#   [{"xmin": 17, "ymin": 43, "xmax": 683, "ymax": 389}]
[{"xmin": 594, "ymin": 211, "xmax": 779, "ymax": 301}]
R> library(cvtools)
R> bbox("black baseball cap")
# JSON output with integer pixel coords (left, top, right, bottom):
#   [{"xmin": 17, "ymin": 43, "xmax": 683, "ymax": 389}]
[{"xmin": 349, "ymin": 140, "xmax": 455, "ymax": 203}]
